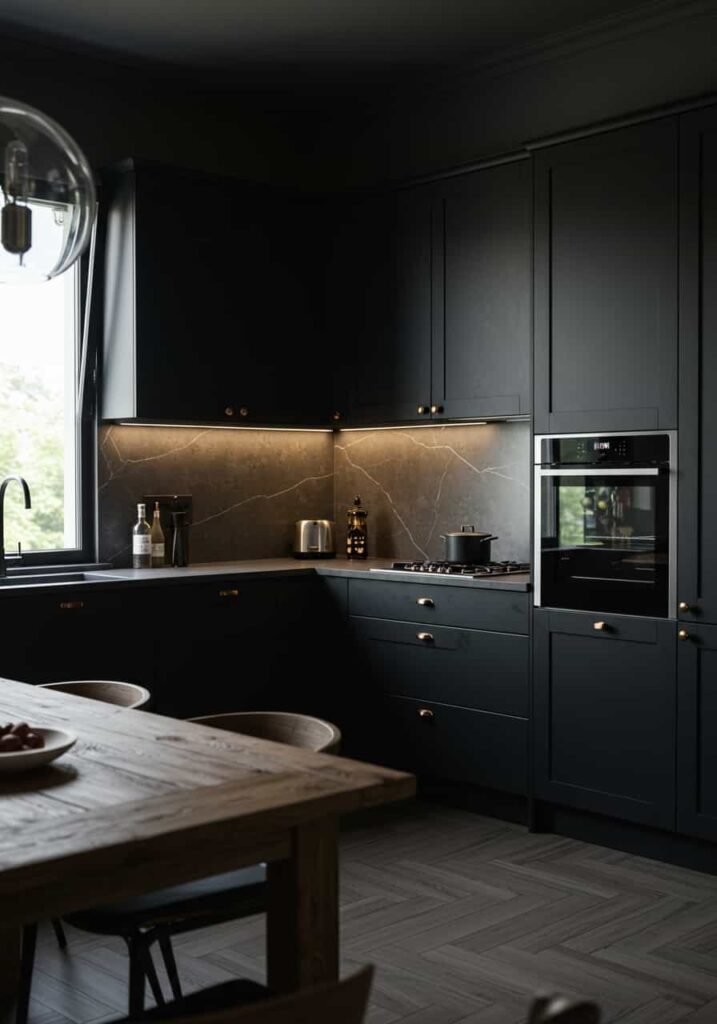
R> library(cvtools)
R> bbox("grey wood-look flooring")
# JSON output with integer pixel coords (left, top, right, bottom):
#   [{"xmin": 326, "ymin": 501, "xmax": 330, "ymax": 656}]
[{"xmin": 27, "ymin": 799, "xmax": 717, "ymax": 1024}]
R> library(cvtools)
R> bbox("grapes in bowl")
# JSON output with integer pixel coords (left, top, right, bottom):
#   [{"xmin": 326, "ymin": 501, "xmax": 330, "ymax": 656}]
[{"xmin": 0, "ymin": 721, "xmax": 77, "ymax": 773}]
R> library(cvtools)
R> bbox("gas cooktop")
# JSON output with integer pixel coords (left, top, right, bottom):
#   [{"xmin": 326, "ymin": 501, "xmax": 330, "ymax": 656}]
[{"xmin": 369, "ymin": 560, "xmax": 531, "ymax": 578}]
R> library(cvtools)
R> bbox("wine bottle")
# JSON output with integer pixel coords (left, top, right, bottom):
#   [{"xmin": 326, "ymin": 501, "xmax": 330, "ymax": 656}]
[
  {"xmin": 132, "ymin": 502, "xmax": 152, "ymax": 569},
  {"xmin": 150, "ymin": 501, "xmax": 165, "ymax": 568}
]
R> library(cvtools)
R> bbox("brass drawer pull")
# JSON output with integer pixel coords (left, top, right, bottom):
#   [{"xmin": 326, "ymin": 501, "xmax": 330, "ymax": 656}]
[
  {"xmin": 416, "ymin": 597, "xmax": 434, "ymax": 607},
  {"xmin": 418, "ymin": 708, "xmax": 434, "ymax": 720},
  {"xmin": 417, "ymin": 632, "xmax": 434, "ymax": 642},
  {"xmin": 678, "ymin": 629, "xmax": 690, "ymax": 641},
  {"xmin": 430, "ymin": 404, "xmax": 443, "ymax": 414},
  {"xmin": 593, "ymin": 621, "xmax": 607, "ymax": 632},
  {"xmin": 59, "ymin": 600, "xmax": 84, "ymax": 610},
  {"xmin": 679, "ymin": 601, "xmax": 692, "ymax": 612},
  {"xmin": 219, "ymin": 589, "xmax": 239, "ymax": 598}
]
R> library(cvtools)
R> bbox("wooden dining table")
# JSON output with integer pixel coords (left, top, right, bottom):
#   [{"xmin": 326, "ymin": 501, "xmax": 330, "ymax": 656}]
[{"xmin": 0, "ymin": 677, "xmax": 415, "ymax": 1022}]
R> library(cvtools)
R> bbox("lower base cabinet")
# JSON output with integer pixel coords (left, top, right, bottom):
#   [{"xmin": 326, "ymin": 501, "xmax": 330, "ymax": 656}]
[
  {"xmin": 533, "ymin": 608, "xmax": 676, "ymax": 830},
  {"xmin": 0, "ymin": 587, "xmax": 154, "ymax": 688},
  {"xmin": 677, "ymin": 622, "xmax": 717, "ymax": 842},
  {"xmin": 383, "ymin": 696, "xmax": 528, "ymax": 795},
  {"xmin": 345, "ymin": 578, "xmax": 530, "ymax": 795},
  {"xmin": 154, "ymin": 574, "xmax": 330, "ymax": 719}
]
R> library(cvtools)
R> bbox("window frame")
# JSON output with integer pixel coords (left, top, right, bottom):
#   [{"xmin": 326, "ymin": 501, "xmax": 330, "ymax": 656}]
[{"xmin": 2, "ymin": 217, "xmax": 99, "ymax": 570}]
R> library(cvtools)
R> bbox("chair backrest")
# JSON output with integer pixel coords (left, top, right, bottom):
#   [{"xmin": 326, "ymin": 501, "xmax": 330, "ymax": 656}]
[
  {"xmin": 158, "ymin": 965, "xmax": 373, "ymax": 1024},
  {"xmin": 38, "ymin": 679, "xmax": 152, "ymax": 710},
  {"xmin": 528, "ymin": 995, "xmax": 601, "ymax": 1024},
  {"xmin": 188, "ymin": 710, "xmax": 342, "ymax": 754}
]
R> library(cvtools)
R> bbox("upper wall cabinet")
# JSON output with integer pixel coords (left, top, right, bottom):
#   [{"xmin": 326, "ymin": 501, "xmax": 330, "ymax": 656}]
[
  {"xmin": 326, "ymin": 156, "xmax": 532, "ymax": 427},
  {"xmin": 100, "ymin": 159, "xmax": 328, "ymax": 427},
  {"xmin": 532, "ymin": 118, "xmax": 679, "ymax": 434},
  {"xmin": 325, "ymin": 186, "xmax": 433, "ymax": 426},
  {"xmin": 678, "ymin": 104, "xmax": 717, "ymax": 626},
  {"xmin": 431, "ymin": 157, "xmax": 532, "ymax": 421}
]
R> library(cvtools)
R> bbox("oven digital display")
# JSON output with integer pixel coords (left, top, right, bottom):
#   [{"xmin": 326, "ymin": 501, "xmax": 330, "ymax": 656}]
[{"xmin": 593, "ymin": 441, "xmax": 611, "ymax": 450}]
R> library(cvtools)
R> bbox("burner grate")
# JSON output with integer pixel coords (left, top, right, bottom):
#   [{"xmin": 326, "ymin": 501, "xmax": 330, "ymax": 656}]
[{"xmin": 375, "ymin": 559, "xmax": 530, "ymax": 578}]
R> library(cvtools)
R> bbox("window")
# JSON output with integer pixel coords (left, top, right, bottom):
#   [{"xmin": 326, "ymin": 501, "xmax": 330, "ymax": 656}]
[{"xmin": 0, "ymin": 245, "xmax": 95, "ymax": 566}]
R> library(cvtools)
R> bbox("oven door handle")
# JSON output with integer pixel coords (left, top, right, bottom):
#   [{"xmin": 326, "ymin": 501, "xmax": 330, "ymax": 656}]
[{"xmin": 538, "ymin": 467, "xmax": 662, "ymax": 477}]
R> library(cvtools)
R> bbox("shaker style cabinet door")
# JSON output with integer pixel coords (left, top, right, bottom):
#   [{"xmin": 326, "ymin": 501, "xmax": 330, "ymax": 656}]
[
  {"xmin": 533, "ymin": 118, "xmax": 679, "ymax": 434},
  {"xmin": 431, "ymin": 157, "xmax": 532, "ymax": 421},
  {"xmin": 678, "ymin": 105, "xmax": 717, "ymax": 626},
  {"xmin": 533, "ymin": 608, "xmax": 676, "ymax": 829},
  {"xmin": 324, "ymin": 187, "xmax": 433, "ymax": 427},
  {"xmin": 677, "ymin": 623, "xmax": 717, "ymax": 842},
  {"xmin": 102, "ymin": 160, "xmax": 325, "ymax": 427}
]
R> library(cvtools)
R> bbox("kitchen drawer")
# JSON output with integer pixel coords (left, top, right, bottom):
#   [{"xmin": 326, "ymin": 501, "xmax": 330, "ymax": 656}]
[
  {"xmin": 347, "ymin": 578, "xmax": 529, "ymax": 634},
  {"xmin": 350, "ymin": 616, "xmax": 529, "ymax": 717},
  {"xmin": 545, "ymin": 609, "xmax": 659, "ymax": 644},
  {"xmin": 382, "ymin": 695, "xmax": 528, "ymax": 794}
]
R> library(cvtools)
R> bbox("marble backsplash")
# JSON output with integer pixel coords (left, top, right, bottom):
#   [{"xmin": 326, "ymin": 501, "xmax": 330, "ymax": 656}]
[
  {"xmin": 334, "ymin": 422, "xmax": 530, "ymax": 563},
  {"xmin": 98, "ymin": 420, "xmax": 530, "ymax": 566}
]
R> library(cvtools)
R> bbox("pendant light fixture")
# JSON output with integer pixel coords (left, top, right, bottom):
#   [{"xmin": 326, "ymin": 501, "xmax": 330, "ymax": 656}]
[{"xmin": 0, "ymin": 96, "xmax": 96, "ymax": 283}]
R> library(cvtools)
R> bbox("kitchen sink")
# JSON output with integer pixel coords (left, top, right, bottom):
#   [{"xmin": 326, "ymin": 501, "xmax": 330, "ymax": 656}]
[{"xmin": 0, "ymin": 571, "xmax": 129, "ymax": 587}]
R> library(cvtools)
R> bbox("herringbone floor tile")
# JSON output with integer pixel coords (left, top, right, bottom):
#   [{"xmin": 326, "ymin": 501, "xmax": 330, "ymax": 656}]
[{"xmin": 26, "ymin": 800, "xmax": 717, "ymax": 1023}]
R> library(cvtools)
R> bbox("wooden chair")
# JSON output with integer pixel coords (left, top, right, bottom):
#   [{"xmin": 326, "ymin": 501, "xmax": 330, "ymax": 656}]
[
  {"xmin": 188, "ymin": 711, "xmax": 342, "ymax": 754},
  {"xmin": 38, "ymin": 679, "xmax": 152, "ymax": 709},
  {"xmin": 17, "ymin": 710, "xmax": 342, "ymax": 1023},
  {"xmin": 528, "ymin": 994, "xmax": 601, "ymax": 1024},
  {"xmin": 112, "ymin": 964, "xmax": 374, "ymax": 1024}
]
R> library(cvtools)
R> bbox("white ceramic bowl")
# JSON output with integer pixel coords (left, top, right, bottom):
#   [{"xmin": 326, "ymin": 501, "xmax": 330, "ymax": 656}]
[{"xmin": 0, "ymin": 728, "xmax": 77, "ymax": 774}]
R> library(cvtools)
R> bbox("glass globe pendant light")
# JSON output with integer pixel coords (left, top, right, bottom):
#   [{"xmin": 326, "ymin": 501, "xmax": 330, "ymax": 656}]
[{"xmin": 0, "ymin": 97, "xmax": 97, "ymax": 283}]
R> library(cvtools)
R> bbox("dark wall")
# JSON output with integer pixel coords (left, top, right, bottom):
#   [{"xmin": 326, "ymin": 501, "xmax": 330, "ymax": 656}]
[
  {"xmin": 307, "ymin": 4, "xmax": 717, "ymax": 187},
  {"xmin": 0, "ymin": 34, "xmax": 308, "ymax": 185}
]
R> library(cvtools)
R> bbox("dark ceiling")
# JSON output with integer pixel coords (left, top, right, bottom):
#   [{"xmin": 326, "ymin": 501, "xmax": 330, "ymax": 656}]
[{"xmin": 0, "ymin": 0, "xmax": 696, "ymax": 98}]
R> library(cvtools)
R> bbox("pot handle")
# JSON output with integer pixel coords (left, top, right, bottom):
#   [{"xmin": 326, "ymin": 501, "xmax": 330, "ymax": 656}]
[{"xmin": 460, "ymin": 525, "xmax": 476, "ymax": 533}]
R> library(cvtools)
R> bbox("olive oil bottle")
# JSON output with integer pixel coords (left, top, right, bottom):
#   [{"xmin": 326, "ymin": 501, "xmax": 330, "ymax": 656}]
[{"xmin": 150, "ymin": 501, "xmax": 165, "ymax": 567}]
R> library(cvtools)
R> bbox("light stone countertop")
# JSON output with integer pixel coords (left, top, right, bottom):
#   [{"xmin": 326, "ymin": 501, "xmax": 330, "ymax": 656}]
[{"xmin": 0, "ymin": 556, "xmax": 531, "ymax": 594}]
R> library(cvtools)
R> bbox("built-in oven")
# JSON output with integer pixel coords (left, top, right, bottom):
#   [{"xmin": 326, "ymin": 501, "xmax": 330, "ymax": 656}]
[{"xmin": 534, "ymin": 431, "xmax": 676, "ymax": 618}]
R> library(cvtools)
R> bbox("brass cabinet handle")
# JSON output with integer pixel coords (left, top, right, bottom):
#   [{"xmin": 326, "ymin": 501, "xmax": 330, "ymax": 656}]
[
  {"xmin": 219, "ymin": 589, "xmax": 239, "ymax": 598},
  {"xmin": 679, "ymin": 601, "xmax": 691, "ymax": 612},
  {"xmin": 417, "ymin": 632, "xmax": 434, "ymax": 642},
  {"xmin": 331, "ymin": 411, "xmax": 342, "ymax": 421},
  {"xmin": 417, "ymin": 405, "xmax": 429, "ymax": 415},
  {"xmin": 239, "ymin": 407, "xmax": 249, "ymax": 417},
  {"xmin": 430, "ymin": 404, "xmax": 444, "ymax": 414},
  {"xmin": 224, "ymin": 406, "xmax": 235, "ymax": 417},
  {"xmin": 418, "ymin": 708, "xmax": 434, "ymax": 720},
  {"xmin": 416, "ymin": 597, "xmax": 435, "ymax": 607},
  {"xmin": 593, "ymin": 621, "xmax": 607, "ymax": 632},
  {"xmin": 678, "ymin": 629, "xmax": 690, "ymax": 641},
  {"xmin": 59, "ymin": 600, "xmax": 84, "ymax": 610}
]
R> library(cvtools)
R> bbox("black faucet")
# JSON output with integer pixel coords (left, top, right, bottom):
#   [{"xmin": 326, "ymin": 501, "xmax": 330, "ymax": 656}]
[{"xmin": 0, "ymin": 475, "xmax": 32, "ymax": 577}]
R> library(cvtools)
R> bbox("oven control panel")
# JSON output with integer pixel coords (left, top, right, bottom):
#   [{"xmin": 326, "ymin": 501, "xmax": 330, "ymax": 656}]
[{"xmin": 539, "ymin": 433, "xmax": 670, "ymax": 467}]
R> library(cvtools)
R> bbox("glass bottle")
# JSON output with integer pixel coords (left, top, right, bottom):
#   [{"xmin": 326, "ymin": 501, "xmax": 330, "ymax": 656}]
[
  {"xmin": 132, "ymin": 502, "xmax": 151, "ymax": 569},
  {"xmin": 150, "ymin": 501, "xmax": 165, "ymax": 568},
  {"xmin": 346, "ymin": 495, "xmax": 368, "ymax": 559}
]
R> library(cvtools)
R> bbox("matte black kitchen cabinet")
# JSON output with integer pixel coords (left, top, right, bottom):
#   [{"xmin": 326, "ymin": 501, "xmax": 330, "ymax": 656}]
[
  {"xmin": 431, "ymin": 157, "xmax": 532, "ymax": 420},
  {"xmin": 345, "ymin": 577, "xmax": 530, "ymax": 794},
  {"xmin": 533, "ymin": 118, "xmax": 678, "ymax": 434},
  {"xmin": 153, "ymin": 574, "xmax": 330, "ymax": 719},
  {"xmin": 101, "ymin": 159, "xmax": 327, "ymax": 427},
  {"xmin": 0, "ymin": 587, "xmax": 154, "ymax": 688},
  {"xmin": 326, "ymin": 156, "xmax": 532, "ymax": 426},
  {"xmin": 325, "ymin": 186, "xmax": 433, "ymax": 426},
  {"xmin": 677, "ymin": 105, "xmax": 717, "ymax": 626},
  {"xmin": 533, "ymin": 608, "xmax": 676, "ymax": 829},
  {"xmin": 677, "ymin": 622, "xmax": 717, "ymax": 842}
]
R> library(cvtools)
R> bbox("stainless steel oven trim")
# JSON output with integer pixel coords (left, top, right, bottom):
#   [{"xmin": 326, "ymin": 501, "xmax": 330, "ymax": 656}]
[
  {"xmin": 533, "ymin": 430, "xmax": 677, "ymax": 617},
  {"xmin": 539, "ymin": 468, "xmax": 661, "ymax": 477}
]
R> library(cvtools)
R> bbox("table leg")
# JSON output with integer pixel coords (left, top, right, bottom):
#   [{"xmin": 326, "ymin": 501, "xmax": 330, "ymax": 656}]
[
  {"xmin": 266, "ymin": 816, "xmax": 339, "ymax": 994},
  {"xmin": 0, "ymin": 926, "xmax": 20, "ymax": 1024}
]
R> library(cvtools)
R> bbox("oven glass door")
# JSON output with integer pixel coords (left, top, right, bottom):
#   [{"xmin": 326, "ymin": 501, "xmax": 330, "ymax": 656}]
[{"xmin": 538, "ymin": 468, "xmax": 669, "ymax": 616}]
